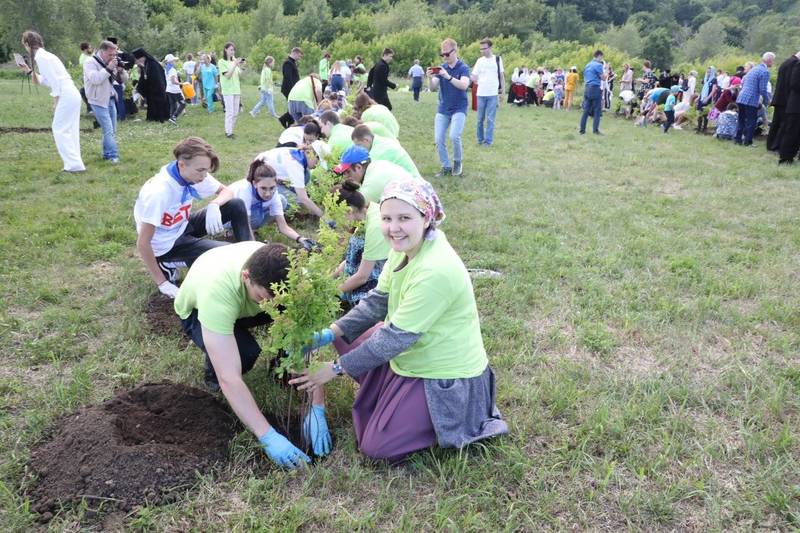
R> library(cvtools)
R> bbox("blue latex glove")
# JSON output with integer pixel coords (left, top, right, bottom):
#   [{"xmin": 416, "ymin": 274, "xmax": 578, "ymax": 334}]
[
  {"xmin": 309, "ymin": 328, "xmax": 335, "ymax": 351},
  {"xmin": 325, "ymin": 219, "xmax": 337, "ymax": 229},
  {"xmin": 258, "ymin": 428, "xmax": 311, "ymax": 468},
  {"xmin": 302, "ymin": 404, "xmax": 332, "ymax": 456}
]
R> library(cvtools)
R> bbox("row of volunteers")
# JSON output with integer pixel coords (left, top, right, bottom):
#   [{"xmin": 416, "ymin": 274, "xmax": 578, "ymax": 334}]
[{"xmin": 131, "ymin": 41, "xmax": 507, "ymax": 464}]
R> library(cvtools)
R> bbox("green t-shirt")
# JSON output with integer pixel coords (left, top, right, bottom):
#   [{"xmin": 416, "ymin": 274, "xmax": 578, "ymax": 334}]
[
  {"xmin": 376, "ymin": 232, "xmax": 488, "ymax": 379},
  {"xmin": 361, "ymin": 105, "xmax": 399, "ymax": 139},
  {"xmin": 218, "ymin": 59, "xmax": 241, "ymax": 95},
  {"xmin": 369, "ymin": 137, "xmax": 421, "ymax": 178},
  {"xmin": 362, "ymin": 203, "xmax": 390, "ymax": 261},
  {"xmin": 360, "ymin": 160, "xmax": 414, "ymax": 204},
  {"xmin": 288, "ymin": 76, "xmax": 316, "ymax": 108},
  {"xmin": 364, "ymin": 121, "xmax": 394, "ymax": 140},
  {"xmin": 319, "ymin": 58, "xmax": 330, "ymax": 81},
  {"xmin": 259, "ymin": 66, "xmax": 273, "ymax": 93},
  {"xmin": 79, "ymin": 53, "xmax": 89, "ymax": 66},
  {"xmin": 174, "ymin": 242, "xmax": 265, "ymax": 335},
  {"xmin": 327, "ymin": 124, "xmax": 354, "ymax": 152}
]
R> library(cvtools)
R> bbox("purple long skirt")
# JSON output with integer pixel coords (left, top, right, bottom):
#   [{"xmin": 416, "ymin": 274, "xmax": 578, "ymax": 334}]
[{"xmin": 334, "ymin": 325, "xmax": 437, "ymax": 462}]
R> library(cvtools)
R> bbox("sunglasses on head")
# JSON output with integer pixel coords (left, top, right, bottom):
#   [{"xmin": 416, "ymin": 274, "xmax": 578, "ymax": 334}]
[{"xmin": 440, "ymin": 49, "xmax": 455, "ymax": 58}]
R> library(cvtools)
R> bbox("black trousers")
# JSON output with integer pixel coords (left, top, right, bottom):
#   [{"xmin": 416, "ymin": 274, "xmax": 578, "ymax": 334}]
[
  {"xmin": 778, "ymin": 113, "xmax": 800, "ymax": 162},
  {"xmin": 180, "ymin": 309, "xmax": 272, "ymax": 385},
  {"xmin": 156, "ymin": 198, "xmax": 253, "ymax": 269},
  {"xmin": 167, "ymin": 92, "xmax": 186, "ymax": 121}
]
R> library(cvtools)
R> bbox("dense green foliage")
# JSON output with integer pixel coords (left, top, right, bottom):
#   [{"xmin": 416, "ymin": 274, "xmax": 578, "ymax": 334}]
[{"xmin": 3, "ymin": 0, "xmax": 799, "ymax": 78}]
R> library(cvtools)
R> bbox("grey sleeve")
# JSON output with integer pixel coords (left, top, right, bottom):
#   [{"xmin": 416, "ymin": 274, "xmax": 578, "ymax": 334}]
[
  {"xmin": 334, "ymin": 290, "xmax": 389, "ymax": 343},
  {"xmin": 340, "ymin": 323, "xmax": 420, "ymax": 378}
]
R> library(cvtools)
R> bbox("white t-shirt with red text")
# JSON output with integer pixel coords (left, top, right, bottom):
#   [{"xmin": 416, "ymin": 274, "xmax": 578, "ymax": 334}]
[{"xmin": 134, "ymin": 164, "xmax": 222, "ymax": 256}]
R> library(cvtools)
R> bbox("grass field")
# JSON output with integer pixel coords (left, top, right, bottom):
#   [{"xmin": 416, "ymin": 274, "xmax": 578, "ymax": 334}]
[{"xmin": 1, "ymin": 78, "xmax": 799, "ymax": 531}]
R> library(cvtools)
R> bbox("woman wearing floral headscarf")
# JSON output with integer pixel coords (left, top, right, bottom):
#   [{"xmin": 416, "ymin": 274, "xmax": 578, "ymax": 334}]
[{"xmin": 290, "ymin": 178, "xmax": 508, "ymax": 462}]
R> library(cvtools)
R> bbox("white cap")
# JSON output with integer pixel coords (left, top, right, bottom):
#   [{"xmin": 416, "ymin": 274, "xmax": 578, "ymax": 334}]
[
  {"xmin": 164, "ymin": 54, "xmax": 176, "ymax": 63},
  {"xmin": 311, "ymin": 140, "xmax": 332, "ymax": 169}
]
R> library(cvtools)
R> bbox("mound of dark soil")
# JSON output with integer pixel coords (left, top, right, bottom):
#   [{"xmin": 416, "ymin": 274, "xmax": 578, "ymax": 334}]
[
  {"xmin": 145, "ymin": 293, "xmax": 181, "ymax": 336},
  {"xmin": 28, "ymin": 382, "xmax": 237, "ymax": 521}
]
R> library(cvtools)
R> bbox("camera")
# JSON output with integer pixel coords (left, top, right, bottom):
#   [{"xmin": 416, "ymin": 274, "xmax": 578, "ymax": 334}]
[{"xmin": 115, "ymin": 50, "xmax": 136, "ymax": 70}]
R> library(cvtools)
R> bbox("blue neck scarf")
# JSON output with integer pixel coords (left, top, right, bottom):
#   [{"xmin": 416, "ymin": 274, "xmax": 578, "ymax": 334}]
[
  {"xmin": 167, "ymin": 161, "xmax": 201, "ymax": 203},
  {"xmin": 289, "ymin": 148, "xmax": 307, "ymax": 169},
  {"xmin": 290, "ymin": 149, "xmax": 311, "ymax": 186},
  {"xmin": 250, "ymin": 182, "xmax": 266, "ymax": 220}
]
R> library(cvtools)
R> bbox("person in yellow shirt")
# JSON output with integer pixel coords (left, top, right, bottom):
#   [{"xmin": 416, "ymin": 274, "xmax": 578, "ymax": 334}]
[{"xmin": 565, "ymin": 66, "xmax": 579, "ymax": 111}]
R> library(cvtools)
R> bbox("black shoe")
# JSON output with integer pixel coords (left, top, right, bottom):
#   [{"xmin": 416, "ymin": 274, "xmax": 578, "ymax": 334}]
[
  {"xmin": 453, "ymin": 160, "xmax": 463, "ymax": 176},
  {"xmin": 435, "ymin": 167, "xmax": 452, "ymax": 177},
  {"xmin": 778, "ymin": 159, "xmax": 794, "ymax": 165}
]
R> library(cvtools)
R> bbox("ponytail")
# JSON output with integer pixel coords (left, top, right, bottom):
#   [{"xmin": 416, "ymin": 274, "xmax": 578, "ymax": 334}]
[
  {"xmin": 21, "ymin": 30, "xmax": 44, "ymax": 78},
  {"xmin": 247, "ymin": 159, "xmax": 277, "ymax": 183}
]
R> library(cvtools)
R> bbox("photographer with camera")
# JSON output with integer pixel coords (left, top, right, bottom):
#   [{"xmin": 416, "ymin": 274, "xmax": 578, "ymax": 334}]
[{"xmin": 84, "ymin": 39, "xmax": 128, "ymax": 163}]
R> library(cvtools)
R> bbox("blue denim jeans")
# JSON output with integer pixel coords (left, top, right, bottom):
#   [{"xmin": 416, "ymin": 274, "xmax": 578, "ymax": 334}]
[
  {"xmin": 476, "ymin": 95, "xmax": 498, "ymax": 145},
  {"xmin": 579, "ymin": 84, "xmax": 602, "ymax": 134},
  {"xmin": 735, "ymin": 104, "xmax": 759, "ymax": 145},
  {"xmin": 434, "ymin": 112, "xmax": 466, "ymax": 169},
  {"xmin": 412, "ymin": 77, "xmax": 422, "ymax": 101},
  {"xmin": 251, "ymin": 89, "xmax": 277, "ymax": 116},
  {"xmin": 90, "ymin": 102, "xmax": 118, "ymax": 159}
]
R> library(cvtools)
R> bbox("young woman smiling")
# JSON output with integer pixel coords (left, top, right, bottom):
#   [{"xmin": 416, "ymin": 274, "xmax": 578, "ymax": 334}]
[{"xmin": 289, "ymin": 178, "xmax": 507, "ymax": 461}]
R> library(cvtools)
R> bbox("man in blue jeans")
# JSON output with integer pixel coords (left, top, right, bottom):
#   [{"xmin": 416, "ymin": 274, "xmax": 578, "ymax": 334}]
[
  {"xmin": 83, "ymin": 40, "xmax": 126, "ymax": 163},
  {"xmin": 428, "ymin": 37, "xmax": 471, "ymax": 177},
  {"xmin": 735, "ymin": 52, "xmax": 775, "ymax": 146},
  {"xmin": 471, "ymin": 38, "xmax": 505, "ymax": 147},
  {"xmin": 579, "ymin": 50, "xmax": 606, "ymax": 135}
]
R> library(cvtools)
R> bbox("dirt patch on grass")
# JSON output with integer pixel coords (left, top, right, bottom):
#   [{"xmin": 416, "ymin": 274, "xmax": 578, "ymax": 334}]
[
  {"xmin": 0, "ymin": 126, "xmax": 93, "ymax": 134},
  {"xmin": 145, "ymin": 293, "xmax": 181, "ymax": 336},
  {"xmin": 27, "ymin": 382, "xmax": 238, "ymax": 521}
]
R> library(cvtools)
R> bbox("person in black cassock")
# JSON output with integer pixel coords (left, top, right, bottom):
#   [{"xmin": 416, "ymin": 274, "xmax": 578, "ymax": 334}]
[
  {"xmin": 279, "ymin": 47, "xmax": 302, "ymax": 128},
  {"xmin": 132, "ymin": 47, "xmax": 170, "ymax": 123},
  {"xmin": 366, "ymin": 48, "xmax": 396, "ymax": 110}
]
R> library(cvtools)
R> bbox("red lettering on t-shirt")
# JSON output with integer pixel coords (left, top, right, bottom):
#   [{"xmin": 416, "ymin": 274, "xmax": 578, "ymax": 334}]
[{"xmin": 160, "ymin": 203, "xmax": 193, "ymax": 227}]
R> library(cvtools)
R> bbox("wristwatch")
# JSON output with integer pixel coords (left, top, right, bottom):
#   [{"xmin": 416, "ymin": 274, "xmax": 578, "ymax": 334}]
[{"xmin": 331, "ymin": 361, "xmax": 344, "ymax": 376}]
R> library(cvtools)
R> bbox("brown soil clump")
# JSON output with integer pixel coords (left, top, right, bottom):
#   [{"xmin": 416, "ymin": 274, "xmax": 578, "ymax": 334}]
[
  {"xmin": 27, "ymin": 382, "xmax": 237, "ymax": 521},
  {"xmin": 145, "ymin": 293, "xmax": 181, "ymax": 336}
]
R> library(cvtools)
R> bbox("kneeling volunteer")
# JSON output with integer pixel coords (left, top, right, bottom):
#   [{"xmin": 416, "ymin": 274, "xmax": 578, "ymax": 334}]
[
  {"xmin": 175, "ymin": 241, "xmax": 331, "ymax": 467},
  {"xmin": 290, "ymin": 178, "xmax": 507, "ymax": 461},
  {"xmin": 134, "ymin": 137, "xmax": 252, "ymax": 298}
]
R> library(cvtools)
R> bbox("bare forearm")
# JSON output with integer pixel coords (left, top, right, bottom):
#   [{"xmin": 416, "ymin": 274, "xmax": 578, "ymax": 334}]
[
  {"xmin": 136, "ymin": 236, "xmax": 167, "ymax": 285},
  {"xmin": 219, "ymin": 376, "xmax": 271, "ymax": 437}
]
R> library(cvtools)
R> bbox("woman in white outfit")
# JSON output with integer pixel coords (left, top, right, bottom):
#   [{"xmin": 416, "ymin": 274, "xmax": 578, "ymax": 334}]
[{"xmin": 19, "ymin": 31, "xmax": 85, "ymax": 173}]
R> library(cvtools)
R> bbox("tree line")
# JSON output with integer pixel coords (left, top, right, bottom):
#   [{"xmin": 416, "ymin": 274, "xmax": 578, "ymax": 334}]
[{"xmin": 2, "ymin": 0, "xmax": 798, "ymax": 77}]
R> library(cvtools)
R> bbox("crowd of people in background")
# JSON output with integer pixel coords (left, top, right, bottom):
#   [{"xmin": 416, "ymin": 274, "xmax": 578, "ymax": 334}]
[{"xmin": 17, "ymin": 28, "xmax": 800, "ymax": 173}]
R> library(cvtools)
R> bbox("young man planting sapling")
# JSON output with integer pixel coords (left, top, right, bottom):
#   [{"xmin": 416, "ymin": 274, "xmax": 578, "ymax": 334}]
[{"xmin": 174, "ymin": 241, "xmax": 331, "ymax": 468}]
